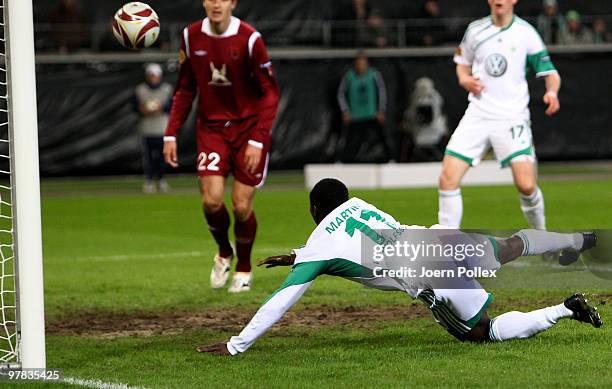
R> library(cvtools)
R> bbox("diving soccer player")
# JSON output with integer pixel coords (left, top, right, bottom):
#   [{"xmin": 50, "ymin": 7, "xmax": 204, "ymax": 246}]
[{"xmin": 197, "ymin": 179, "xmax": 601, "ymax": 355}]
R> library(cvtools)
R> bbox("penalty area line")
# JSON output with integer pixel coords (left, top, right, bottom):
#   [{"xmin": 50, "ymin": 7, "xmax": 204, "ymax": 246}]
[
  {"xmin": 69, "ymin": 247, "xmax": 292, "ymax": 262},
  {"xmin": 63, "ymin": 377, "xmax": 150, "ymax": 389}
]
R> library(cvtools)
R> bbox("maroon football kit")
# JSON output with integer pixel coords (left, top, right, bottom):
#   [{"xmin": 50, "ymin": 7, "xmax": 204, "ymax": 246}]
[{"xmin": 165, "ymin": 16, "xmax": 279, "ymax": 186}]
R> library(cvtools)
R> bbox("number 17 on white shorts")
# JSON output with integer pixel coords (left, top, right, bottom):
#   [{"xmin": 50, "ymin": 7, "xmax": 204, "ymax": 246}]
[{"xmin": 445, "ymin": 115, "xmax": 536, "ymax": 168}]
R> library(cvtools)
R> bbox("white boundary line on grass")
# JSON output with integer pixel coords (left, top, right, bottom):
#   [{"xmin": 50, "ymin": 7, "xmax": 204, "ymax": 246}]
[
  {"xmin": 70, "ymin": 247, "xmax": 291, "ymax": 262},
  {"xmin": 64, "ymin": 377, "xmax": 150, "ymax": 389},
  {"xmin": 77, "ymin": 251, "xmax": 205, "ymax": 262}
]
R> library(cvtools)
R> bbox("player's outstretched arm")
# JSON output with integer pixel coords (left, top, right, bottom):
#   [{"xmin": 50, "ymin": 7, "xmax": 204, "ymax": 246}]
[
  {"xmin": 257, "ymin": 253, "xmax": 296, "ymax": 268},
  {"xmin": 196, "ymin": 261, "xmax": 326, "ymax": 356},
  {"xmin": 543, "ymin": 72, "xmax": 561, "ymax": 116}
]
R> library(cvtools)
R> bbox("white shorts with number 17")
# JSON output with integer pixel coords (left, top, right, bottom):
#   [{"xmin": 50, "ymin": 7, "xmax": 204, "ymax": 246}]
[{"xmin": 445, "ymin": 113, "xmax": 536, "ymax": 168}]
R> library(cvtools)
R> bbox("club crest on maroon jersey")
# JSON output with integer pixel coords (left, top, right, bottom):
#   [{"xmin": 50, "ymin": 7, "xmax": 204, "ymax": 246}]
[{"xmin": 209, "ymin": 63, "xmax": 232, "ymax": 86}]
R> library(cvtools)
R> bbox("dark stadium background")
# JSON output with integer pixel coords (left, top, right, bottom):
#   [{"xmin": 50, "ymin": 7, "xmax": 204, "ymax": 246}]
[{"xmin": 32, "ymin": 0, "xmax": 612, "ymax": 176}]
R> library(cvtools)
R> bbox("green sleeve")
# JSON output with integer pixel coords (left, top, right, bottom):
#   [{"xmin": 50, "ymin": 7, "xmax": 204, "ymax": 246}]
[
  {"xmin": 527, "ymin": 50, "xmax": 556, "ymax": 76},
  {"xmin": 262, "ymin": 261, "xmax": 327, "ymax": 304},
  {"xmin": 264, "ymin": 258, "xmax": 377, "ymax": 305},
  {"xmin": 282, "ymin": 261, "xmax": 328, "ymax": 287},
  {"xmin": 324, "ymin": 258, "xmax": 375, "ymax": 278}
]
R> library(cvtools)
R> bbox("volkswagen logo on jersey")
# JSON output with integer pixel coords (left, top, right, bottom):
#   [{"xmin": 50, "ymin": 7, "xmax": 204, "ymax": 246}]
[{"xmin": 485, "ymin": 53, "xmax": 508, "ymax": 77}]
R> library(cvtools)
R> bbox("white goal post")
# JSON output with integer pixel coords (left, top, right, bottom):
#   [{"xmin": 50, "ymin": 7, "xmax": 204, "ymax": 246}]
[{"xmin": 0, "ymin": 0, "xmax": 46, "ymax": 370}]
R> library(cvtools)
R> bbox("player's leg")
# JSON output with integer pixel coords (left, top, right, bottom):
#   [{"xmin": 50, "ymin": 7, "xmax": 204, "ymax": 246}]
[
  {"xmin": 229, "ymin": 181, "xmax": 257, "ymax": 293},
  {"xmin": 438, "ymin": 114, "xmax": 488, "ymax": 228},
  {"xmin": 490, "ymin": 121, "xmax": 546, "ymax": 230},
  {"xmin": 199, "ymin": 176, "xmax": 234, "ymax": 288},
  {"xmin": 510, "ymin": 160, "xmax": 546, "ymax": 230},
  {"xmin": 438, "ymin": 155, "xmax": 470, "ymax": 228},
  {"xmin": 512, "ymin": 229, "xmax": 596, "ymax": 266},
  {"xmin": 466, "ymin": 303, "xmax": 570, "ymax": 342},
  {"xmin": 484, "ymin": 293, "xmax": 602, "ymax": 342},
  {"xmin": 418, "ymin": 288, "xmax": 493, "ymax": 341},
  {"xmin": 424, "ymin": 288, "xmax": 602, "ymax": 343},
  {"xmin": 479, "ymin": 229, "xmax": 595, "ymax": 268},
  {"xmin": 229, "ymin": 124, "xmax": 270, "ymax": 293},
  {"xmin": 197, "ymin": 128, "xmax": 234, "ymax": 288}
]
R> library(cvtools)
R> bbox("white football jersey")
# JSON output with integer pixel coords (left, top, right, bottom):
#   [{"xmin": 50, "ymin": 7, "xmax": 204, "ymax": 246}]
[
  {"xmin": 454, "ymin": 16, "xmax": 557, "ymax": 120},
  {"xmin": 294, "ymin": 197, "xmax": 423, "ymax": 294},
  {"xmin": 294, "ymin": 197, "xmax": 404, "ymax": 265},
  {"xmin": 226, "ymin": 198, "xmax": 493, "ymax": 355}
]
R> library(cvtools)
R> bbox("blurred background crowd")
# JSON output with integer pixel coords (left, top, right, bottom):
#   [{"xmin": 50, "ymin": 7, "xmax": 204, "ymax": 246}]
[
  {"xmin": 28, "ymin": 0, "xmax": 612, "ymax": 178},
  {"xmin": 36, "ymin": 0, "xmax": 612, "ymax": 53}
]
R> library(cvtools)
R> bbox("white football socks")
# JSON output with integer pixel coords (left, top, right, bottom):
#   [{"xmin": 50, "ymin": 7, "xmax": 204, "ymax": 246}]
[
  {"xmin": 438, "ymin": 189, "xmax": 462, "ymax": 228},
  {"xmin": 489, "ymin": 304, "xmax": 574, "ymax": 341},
  {"xmin": 520, "ymin": 187, "xmax": 546, "ymax": 230},
  {"xmin": 514, "ymin": 229, "xmax": 584, "ymax": 256}
]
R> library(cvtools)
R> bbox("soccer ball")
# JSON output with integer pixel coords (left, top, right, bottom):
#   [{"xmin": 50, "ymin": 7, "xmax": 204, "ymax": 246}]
[{"xmin": 112, "ymin": 2, "xmax": 160, "ymax": 50}]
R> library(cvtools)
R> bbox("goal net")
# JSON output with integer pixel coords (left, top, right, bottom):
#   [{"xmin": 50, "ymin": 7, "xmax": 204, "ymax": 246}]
[{"xmin": 0, "ymin": 0, "xmax": 45, "ymax": 370}]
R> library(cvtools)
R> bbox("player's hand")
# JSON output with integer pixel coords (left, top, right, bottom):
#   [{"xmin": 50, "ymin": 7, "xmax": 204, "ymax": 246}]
[
  {"xmin": 244, "ymin": 144, "xmax": 263, "ymax": 174},
  {"xmin": 257, "ymin": 253, "xmax": 296, "ymax": 268},
  {"xmin": 543, "ymin": 91, "xmax": 560, "ymax": 116},
  {"xmin": 163, "ymin": 140, "xmax": 179, "ymax": 168},
  {"xmin": 459, "ymin": 75, "xmax": 484, "ymax": 96},
  {"xmin": 342, "ymin": 112, "xmax": 352, "ymax": 125},
  {"xmin": 196, "ymin": 342, "xmax": 231, "ymax": 356},
  {"xmin": 376, "ymin": 111, "xmax": 386, "ymax": 124}
]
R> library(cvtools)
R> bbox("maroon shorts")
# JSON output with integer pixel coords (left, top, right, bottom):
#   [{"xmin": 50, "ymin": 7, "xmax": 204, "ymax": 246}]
[{"xmin": 196, "ymin": 116, "xmax": 270, "ymax": 187}]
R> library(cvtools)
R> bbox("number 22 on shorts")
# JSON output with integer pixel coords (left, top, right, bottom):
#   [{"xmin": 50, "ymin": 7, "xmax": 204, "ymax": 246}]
[{"xmin": 198, "ymin": 152, "xmax": 221, "ymax": 171}]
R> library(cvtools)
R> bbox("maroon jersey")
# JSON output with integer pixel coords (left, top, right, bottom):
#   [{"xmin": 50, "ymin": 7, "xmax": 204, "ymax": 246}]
[{"xmin": 165, "ymin": 17, "xmax": 279, "ymax": 144}]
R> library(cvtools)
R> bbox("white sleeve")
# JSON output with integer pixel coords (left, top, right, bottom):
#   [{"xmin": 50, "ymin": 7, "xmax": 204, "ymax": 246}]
[
  {"xmin": 454, "ymin": 27, "xmax": 475, "ymax": 66},
  {"xmin": 227, "ymin": 282, "xmax": 312, "ymax": 355},
  {"xmin": 525, "ymin": 26, "xmax": 547, "ymax": 56},
  {"xmin": 226, "ymin": 260, "xmax": 327, "ymax": 355}
]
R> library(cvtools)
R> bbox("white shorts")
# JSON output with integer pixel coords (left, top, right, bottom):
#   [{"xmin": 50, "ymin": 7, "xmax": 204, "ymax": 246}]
[
  {"xmin": 418, "ymin": 286, "xmax": 493, "ymax": 337},
  {"xmin": 445, "ymin": 113, "xmax": 535, "ymax": 168}
]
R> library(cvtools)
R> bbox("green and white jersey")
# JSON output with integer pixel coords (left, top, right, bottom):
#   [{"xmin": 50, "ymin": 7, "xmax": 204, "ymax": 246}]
[
  {"xmin": 226, "ymin": 198, "xmax": 499, "ymax": 355},
  {"xmin": 454, "ymin": 16, "xmax": 557, "ymax": 120},
  {"xmin": 227, "ymin": 198, "xmax": 424, "ymax": 355}
]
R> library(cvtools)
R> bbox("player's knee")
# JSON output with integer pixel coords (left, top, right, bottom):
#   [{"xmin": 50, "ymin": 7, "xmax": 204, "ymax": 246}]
[
  {"xmin": 439, "ymin": 170, "xmax": 460, "ymax": 190},
  {"xmin": 516, "ymin": 181, "xmax": 536, "ymax": 196},
  {"xmin": 202, "ymin": 197, "xmax": 224, "ymax": 213},
  {"xmin": 232, "ymin": 199, "xmax": 252, "ymax": 220},
  {"xmin": 497, "ymin": 236, "xmax": 524, "ymax": 264},
  {"xmin": 463, "ymin": 314, "xmax": 491, "ymax": 343}
]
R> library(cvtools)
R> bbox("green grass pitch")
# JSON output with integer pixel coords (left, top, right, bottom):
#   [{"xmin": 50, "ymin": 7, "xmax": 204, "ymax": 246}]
[{"xmin": 19, "ymin": 176, "xmax": 612, "ymax": 388}]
